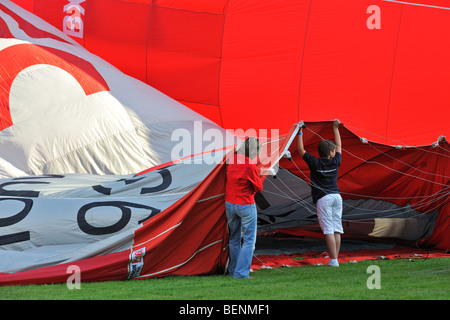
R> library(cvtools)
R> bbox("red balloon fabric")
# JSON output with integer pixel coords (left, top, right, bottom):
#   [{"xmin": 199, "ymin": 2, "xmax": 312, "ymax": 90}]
[{"xmin": 11, "ymin": 0, "xmax": 449, "ymax": 146}]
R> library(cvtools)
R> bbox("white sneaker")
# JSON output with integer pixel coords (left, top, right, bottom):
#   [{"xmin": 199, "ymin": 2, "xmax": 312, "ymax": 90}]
[{"xmin": 327, "ymin": 259, "xmax": 339, "ymax": 267}]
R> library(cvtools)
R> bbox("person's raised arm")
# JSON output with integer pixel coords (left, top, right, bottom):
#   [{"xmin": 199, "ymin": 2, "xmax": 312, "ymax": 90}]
[
  {"xmin": 333, "ymin": 119, "xmax": 342, "ymax": 153},
  {"xmin": 297, "ymin": 121, "xmax": 306, "ymax": 157}
]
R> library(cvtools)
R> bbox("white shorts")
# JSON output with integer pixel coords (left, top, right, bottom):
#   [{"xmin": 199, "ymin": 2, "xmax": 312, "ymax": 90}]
[{"xmin": 316, "ymin": 194, "xmax": 343, "ymax": 235}]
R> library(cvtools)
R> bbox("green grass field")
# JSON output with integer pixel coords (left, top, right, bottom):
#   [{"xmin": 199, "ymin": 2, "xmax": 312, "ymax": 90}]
[{"xmin": 1, "ymin": 258, "xmax": 449, "ymax": 301}]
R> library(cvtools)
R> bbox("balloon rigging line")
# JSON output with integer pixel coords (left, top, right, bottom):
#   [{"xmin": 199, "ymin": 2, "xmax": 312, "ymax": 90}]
[
  {"xmin": 263, "ymin": 140, "xmax": 449, "ymax": 209},
  {"xmin": 382, "ymin": 0, "xmax": 450, "ymax": 11},
  {"xmin": 343, "ymin": 123, "xmax": 450, "ymax": 158},
  {"xmin": 264, "ymin": 178, "xmax": 447, "ymax": 227},
  {"xmin": 258, "ymin": 124, "xmax": 448, "ymax": 223},
  {"xmin": 289, "ymin": 160, "xmax": 449, "ymax": 215},
  {"xmin": 344, "ymin": 123, "xmax": 409, "ymax": 146},
  {"xmin": 436, "ymin": 144, "xmax": 450, "ymax": 155},
  {"xmin": 304, "ymin": 127, "xmax": 449, "ymax": 187},
  {"xmin": 265, "ymin": 173, "xmax": 316, "ymax": 214},
  {"xmin": 305, "ymin": 126, "xmax": 450, "ymax": 185},
  {"xmin": 290, "ymin": 133, "xmax": 449, "ymax": 203},
  {"xmin": 366, "ymin": 142, "xmax": 450, "ymax": 180},
  {"xmin": 286, "ymin": 159, "xmax": 448, "ymax": 202},
  {"xmin": 264, "ymin": 169, "xmax": 447, "ymax": 222},
  {"xmin": 288, "ymin": 150, "xmax": 448, "ymax": 216}
]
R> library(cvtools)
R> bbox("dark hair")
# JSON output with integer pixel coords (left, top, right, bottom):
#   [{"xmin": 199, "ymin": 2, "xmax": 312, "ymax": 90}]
[{"xmin": 318, "ymin": 139, "xmax": 336, "ymax": 158}]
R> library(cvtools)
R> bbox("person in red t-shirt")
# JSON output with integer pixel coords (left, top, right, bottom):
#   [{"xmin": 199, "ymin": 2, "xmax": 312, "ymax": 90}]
[{"xmin": 225, "ymin": 137, "xmax": 263, "ymax": 278}]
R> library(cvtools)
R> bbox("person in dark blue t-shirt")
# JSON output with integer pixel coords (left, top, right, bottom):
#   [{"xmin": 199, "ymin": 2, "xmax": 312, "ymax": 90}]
[{"xmin": 297, "ymin": 119, "xmax": 343, "ymax": 267}]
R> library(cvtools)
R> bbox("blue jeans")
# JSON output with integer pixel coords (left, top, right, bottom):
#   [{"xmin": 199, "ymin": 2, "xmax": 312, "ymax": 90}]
[{"xmin": 225, "ymin": 201, "xmax": 257, "ymax": 278}]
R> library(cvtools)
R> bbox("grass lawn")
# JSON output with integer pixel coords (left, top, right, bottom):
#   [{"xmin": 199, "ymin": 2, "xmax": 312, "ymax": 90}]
[{"xmin": 1, "ymin": 258, "xmax": 448, "ymax": 301}]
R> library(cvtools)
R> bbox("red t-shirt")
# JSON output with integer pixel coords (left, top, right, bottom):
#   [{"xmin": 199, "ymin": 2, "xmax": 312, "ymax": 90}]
[{"xmin": 225, "ymin": 153, "xmax": 263, "ymax": 205}]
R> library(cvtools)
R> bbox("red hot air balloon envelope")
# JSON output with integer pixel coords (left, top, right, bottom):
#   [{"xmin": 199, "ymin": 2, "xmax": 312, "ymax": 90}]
[
  {"xmin": 10, "ymin": 0, "xmax": 449, "ymax": 146},
  {"xmin": 0, "ymin": 1, "xmax": 448, "ymax": 286}
]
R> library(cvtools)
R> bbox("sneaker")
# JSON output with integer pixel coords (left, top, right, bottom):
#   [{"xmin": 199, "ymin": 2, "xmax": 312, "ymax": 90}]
[{"xmin": 327, "ymin": 259, "xmax": 339, "ymax": 267}]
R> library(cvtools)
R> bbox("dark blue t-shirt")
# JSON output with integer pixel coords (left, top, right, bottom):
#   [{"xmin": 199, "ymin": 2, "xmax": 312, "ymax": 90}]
[{"xmin": 302, "ymin": 151, "xmax": 341, "ymax": 203}]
